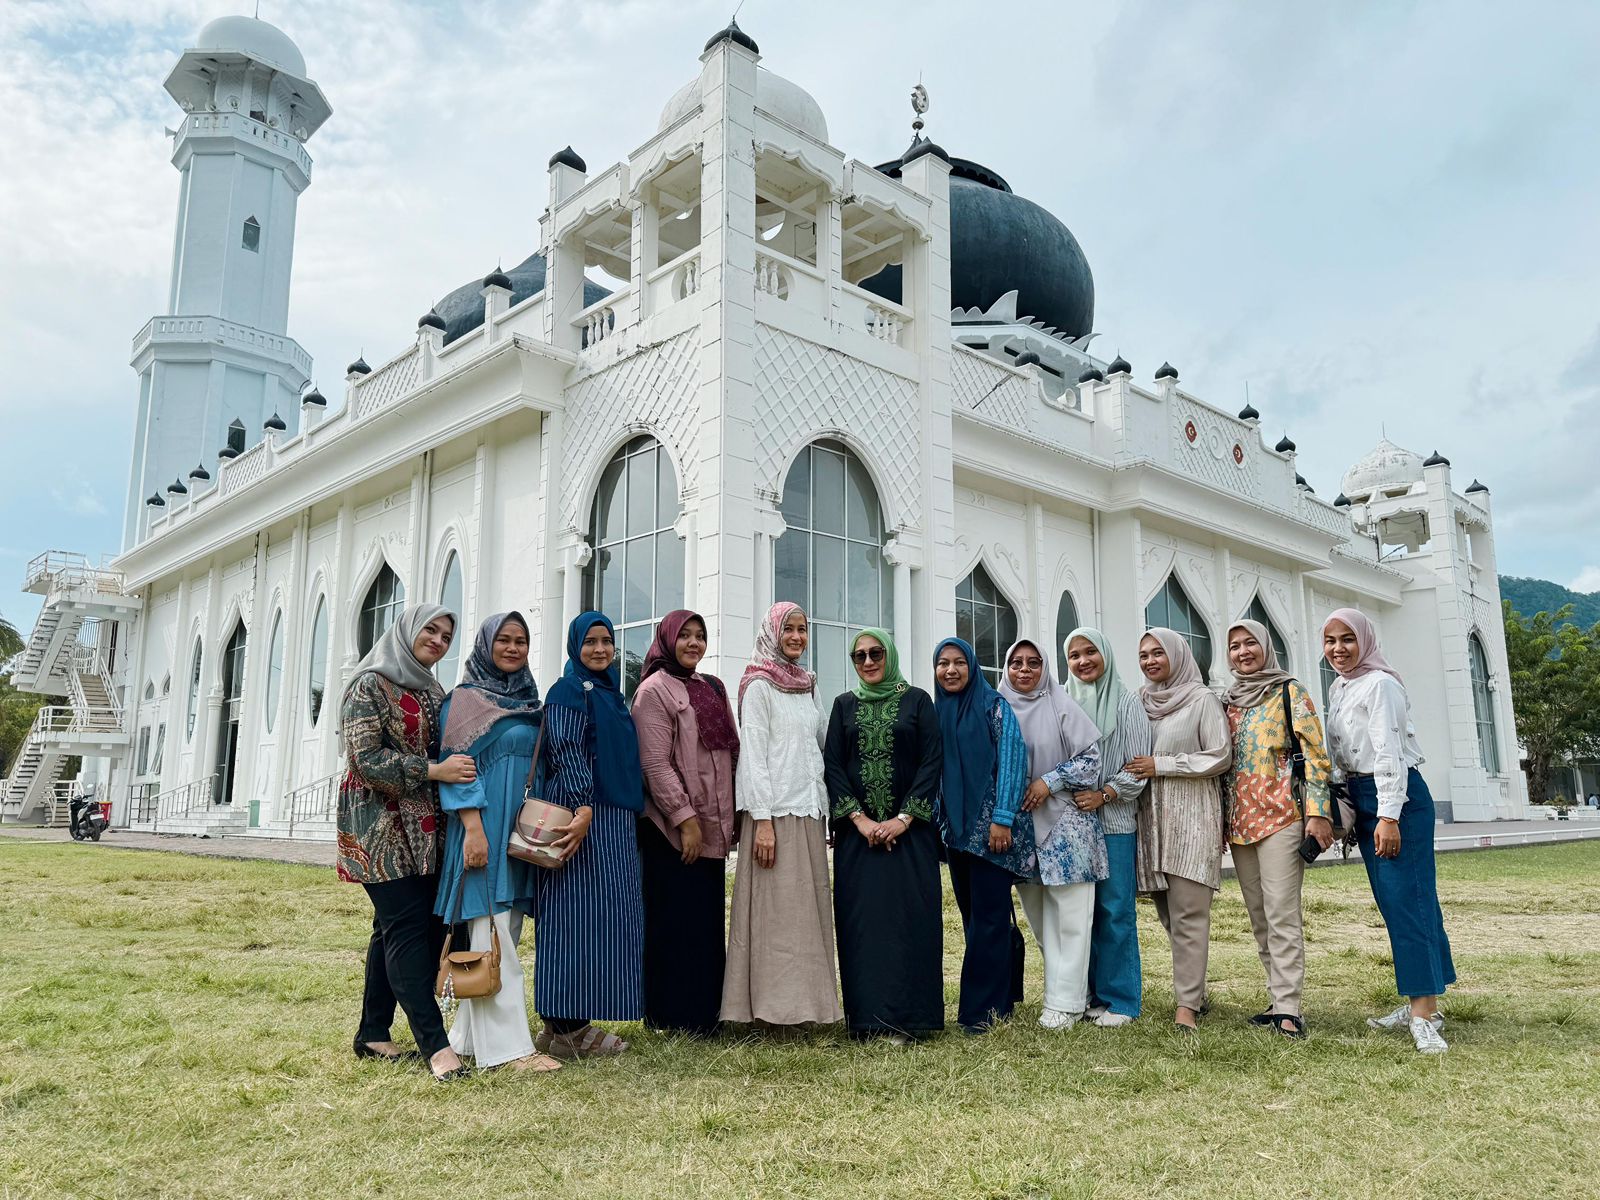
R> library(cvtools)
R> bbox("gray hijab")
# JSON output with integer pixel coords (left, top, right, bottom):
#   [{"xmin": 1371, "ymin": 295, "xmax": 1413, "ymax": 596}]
[
  {"xmin": 1220, "ymin": 619, "xmax": 1296, "ymax": 711},
  {"xmin": 341, "ymin": 602, "xmax": 456, "ymax": 710},
  {"xmin": 997, "ymin": 638, "xmax": 1102, "ymax": 780}
]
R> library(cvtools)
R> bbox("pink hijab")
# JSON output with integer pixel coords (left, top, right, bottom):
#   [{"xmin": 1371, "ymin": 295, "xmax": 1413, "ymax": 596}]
[
  {"xmin": 1321, "ymin": 607, "xmax": 1403, "ymax": 685},
  {"xmin": 1138, "ymin": 627, "xmax": 1212, "ymax": 721},
  {"xmin": 737, "ymin": 602, "xmax": 816, "ymax": 716}
]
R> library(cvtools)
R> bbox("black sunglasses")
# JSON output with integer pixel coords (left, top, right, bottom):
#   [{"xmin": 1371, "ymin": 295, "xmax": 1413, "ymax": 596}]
[{"xmin": 851, "ymin": 646, "xmax": 886, "ymax": 664}]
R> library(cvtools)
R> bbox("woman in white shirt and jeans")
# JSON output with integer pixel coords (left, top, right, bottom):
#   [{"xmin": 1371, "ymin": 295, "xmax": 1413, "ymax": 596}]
[
  {"xmin": 1322, "ymin": 608, "xmax": 1454, "ymax": 1054},
  {"xmin": 720, "ymin": 603, "xmax": 845, "ymax": 1028}
]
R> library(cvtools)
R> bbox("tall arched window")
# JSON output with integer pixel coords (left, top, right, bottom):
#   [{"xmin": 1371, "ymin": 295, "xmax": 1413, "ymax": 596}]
[
  {"xmin": 583, "ymin": 436, "xmax": 684, "ymax": 694},
  {"xmin": 774, "ymin": 440, "xmax": 892, "ymax": 702},
  {"xmin": 1145, "ymin": 573, "xmax": 1212, "ymax": 681},
  {"xmin": 1054, "ymin": 591, "xmax": 1081, "ymax": 683},
  {"xmin": 185, "ymin": 638, "xmax": 203, "ymax": 739},
  {"xmin": 1241, "ymin": 595, "xmax": 1290, "ymax": 670},
  {"xmin": 358, "ymin": 563, "xmax": 405, "ymax": 657},
  {"xmin": 216, "ymin": 623, "xmax": 247, "ymax": 805},
  {"xmin": 955, "ymin": 563, "xmax": 1018, "ymax": 685},
  {"xmin": 436, "ymin": 550, "xmax": 465, "ymax": 685},
  {"xmin": 264, "ymin": 610, "xmax": 284, "ymax": 734},
  {"xmin": 1469, "ymin": 632, "xmax": 1501, "ymax": 775},
  {"xmin": 307, "ymin": 596, "xmax": 329, "ymax": 726}
]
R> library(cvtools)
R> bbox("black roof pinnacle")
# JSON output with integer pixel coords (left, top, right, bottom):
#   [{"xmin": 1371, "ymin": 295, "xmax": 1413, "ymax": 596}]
[
  {"xmin": 704, "ymin": 17, "xmax": 758, "ymax": 54},
  {"xmin": 547, "ymin": 145, "xmax": 587, "ymax": 172},
  {"xmin": 1154, "ymin": 361, "xmax": 1178, "ymax": 380},
  {"xmin": 1275, "ymin": 433, "xmax": 1297, "ymax": 454}
]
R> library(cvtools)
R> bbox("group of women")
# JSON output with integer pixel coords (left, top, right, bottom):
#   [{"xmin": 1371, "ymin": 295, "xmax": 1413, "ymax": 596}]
[{"xmin": 334, "ymin": 597, "xmax": 1457, "ymax": 1080}]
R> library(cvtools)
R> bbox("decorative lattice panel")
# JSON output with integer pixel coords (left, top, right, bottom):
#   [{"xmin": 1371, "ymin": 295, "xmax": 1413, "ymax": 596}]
[
  {"xmin": 950, "ymin": 346, "xmax": 1034, "ymax": 434},
  {"xmin": 1171, "ymin": 393, "xmax": 1260, "ymax": 499}
]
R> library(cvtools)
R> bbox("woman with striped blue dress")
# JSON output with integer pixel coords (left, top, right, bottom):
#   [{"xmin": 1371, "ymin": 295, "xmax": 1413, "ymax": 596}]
[{"xmin": 528, "ymin": 611, "xmax": 647, "ymax": 1058}]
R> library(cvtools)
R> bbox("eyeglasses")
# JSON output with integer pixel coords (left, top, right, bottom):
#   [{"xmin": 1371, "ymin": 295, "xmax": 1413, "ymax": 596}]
[{"xmin": 851, "ymin": 647, "xmax": 886, "ymax": 664}]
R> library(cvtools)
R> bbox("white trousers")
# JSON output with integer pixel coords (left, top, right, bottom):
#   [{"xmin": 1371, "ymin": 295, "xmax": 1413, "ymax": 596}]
[
  {"xmin": 1017, "ymin": 881, "xmax": 1096, "ymax": 1015},
  {"xmin": 448, "ymin": 909, "xmax": 535, "ymax": 1068}
]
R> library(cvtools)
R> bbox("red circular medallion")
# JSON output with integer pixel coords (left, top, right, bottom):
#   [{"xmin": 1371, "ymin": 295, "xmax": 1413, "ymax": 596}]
[
  {"xmin": 1184, "ymin": 420, "xmax": 1198, "ymax": 444},
  {"xmin": 1232, "ymin": 443, "xmax": 1244, "ymax": 464}
]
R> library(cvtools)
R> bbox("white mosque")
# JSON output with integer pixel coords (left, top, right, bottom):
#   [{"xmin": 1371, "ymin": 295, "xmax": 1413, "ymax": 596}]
[{"xmin": 1, "ymin": 15, "xmax": 1527, "ymax": 837}]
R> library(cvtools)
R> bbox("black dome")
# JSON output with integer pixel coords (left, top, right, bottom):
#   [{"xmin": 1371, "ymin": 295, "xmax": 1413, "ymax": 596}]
[
  {"xmin": 1465, "ymin": 479, "xmax": 1489, "ymax": 494},
  {"xmin": 264, "ymin": 412, "xmax": 287, "ymax": 432},
  {"xmin": 417, "ymin": 309, "xmax": 446, "ymax": 332},
  {"xmin": 482, "ymin": 267, "xmax": 513, "ymax": 291},
  {"xmin": 434, "ymin": 250, "xmax": 611, "ymax": 345},
  {"xmin": 146, "ymin": 493, "xmax": 166, "ymax": 507},
  {"xmin": 1014, "ymin": 350, "xmax": 1041, "ymax": 368},
  {"xmin": 1296, "ymin": 473, "xmax": 1312, "ymax": 491},
  {"xmin": 1333, "ymin": 493, "xmax": 1351, "ymax": 507},
  {"xmin": 1239, "ymin": 402, "xmax": 1260, "ymax": 420},
  {"xmin": 347, "ymin": 356, "xmax": 371, "ymax": 376},
  {"xmin": 1107, "ymin": 354, "xmax": 1131, "ymax": 376},
  {"xmin": 864, "ymin": 155, "xmax": 1094, "ymax": 341},
  {"xmin": 189, "ymin": 462, "xmax": 211, "ymax": 481},
  {"xmin": 1275, "ymin": 434, "xmax": 1296, "ymax": 453},
  {"xmin": 302, "ymin": 386, "xmax": 326, "ymax": 406},
  {"xmin": 1078, "ymin": 366, "xmax": 1104, "ymax": 383},
  {"xmin": 1423, "ymin": 450, "xmax": 1450, "ymax": 467},
  {"xmin": 1155, "ymin": 361, "xmax": 1179, "ymax": 380},
  {"xmin": 704, "ymin": 18, "xmax": 758, "ymax": 54},
  {"xmin": 902, "ymin": 137, "xmax": 950, "ymax": 167},
  {"xmin": 548, "ymin": 145, "xmax": 586, "ymax": 172},
  {"xmin": 166, "ymin": 478, "xmax": 188, "ymax": 496}
]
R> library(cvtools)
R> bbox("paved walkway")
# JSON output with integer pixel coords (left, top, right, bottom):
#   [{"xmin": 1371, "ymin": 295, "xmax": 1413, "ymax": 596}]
[{"xmin": 3, "ymin": 816, "xmax": 1598, "ymax": 871}]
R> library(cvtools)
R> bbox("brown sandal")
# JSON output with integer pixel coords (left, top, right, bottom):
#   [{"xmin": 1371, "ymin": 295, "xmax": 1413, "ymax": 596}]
[{"xmin": 537, "ymin": 1023, "xmax": 628, "ymax": 1059}]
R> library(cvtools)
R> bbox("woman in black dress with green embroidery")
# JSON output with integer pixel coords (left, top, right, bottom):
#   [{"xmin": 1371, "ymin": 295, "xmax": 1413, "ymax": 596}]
[{"xmin": 823, "ymin": 628, "xmax": 944, "ymax": 1040}]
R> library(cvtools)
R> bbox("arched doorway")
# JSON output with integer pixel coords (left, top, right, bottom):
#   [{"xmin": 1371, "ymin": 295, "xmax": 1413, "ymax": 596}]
[{"xmin": 214, "ymin": 623, "xmax": 247, "ymax": 806}]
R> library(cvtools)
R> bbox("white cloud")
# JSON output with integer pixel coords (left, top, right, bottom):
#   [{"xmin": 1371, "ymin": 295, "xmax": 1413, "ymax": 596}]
[{"xmin": 1569, "ymin": 567, "xmax": 1600, "ymax": 594}]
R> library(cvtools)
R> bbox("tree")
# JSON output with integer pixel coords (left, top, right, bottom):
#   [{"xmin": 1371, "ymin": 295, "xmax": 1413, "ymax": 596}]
[
  {"xmin": 1503, "ymin": 602, "xmax": 1600, "ymax": 804},
  {"xmin": 0, "ymin": 613, "xmax": 23, "ymax": 661}
]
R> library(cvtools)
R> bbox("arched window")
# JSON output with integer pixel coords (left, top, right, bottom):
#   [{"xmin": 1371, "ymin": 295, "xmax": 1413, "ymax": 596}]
[
  {"xmin": 1145, "ymin": 573, "xmax": 1212, "ymax": 682},
  {"xmin": 358, "ymin": 563, "xmax": 405, "ymax": 657},
  {"xmin": 1241, "ymin": 595, "xmax": 1290, "ymax": 670},
  {"xmin": 307, "ymin": 596, "xmax": 329, "ymax": 726},
  {"xmin": 583, "ymin": 436, "xmax": 684, "ymax": 694},
  {"xmin": 161, "ymin": 674, "xmax": 171, "ymax": 697},
  {"xmin": 1054, "ymin": 591, "xmax": 1081, "ymax": 683},
  {"xmin": 143, "ymin": 680, "xmax": 156, "ymax": 702},
  {"xmin": 185, "ymin": 638, "xmax": 203, "ymax": 739},
  {"xmin": 136, "ymin": 727, "xmax": 152, "ymax": 776},
  {"xmin": 436, "ymin": 550, "xmax": 465, "ymax": 685},
  {"xmin": 955, "ymin": 563, "xmax": 1018, "ymax": 685},
  {"xmin": 1320, "ymin": 655, "xmax": 1338, "ymax": 712},
  {"xmin": 1469, "ymin": 633, "xmax": 1501, "ymax": 775},
  {"xmin": 216, "ymin": 623, "xmax": 248, "ymax": 805},
  {"xmin": 241, "ymin": 215, "xmax": 260, "ymax": 252},
  {"xmin": 264, "ymin": 610, "xmax": 284, "ymax": 734},
  {"xmin": 774, "ymin": 440, "xmax": 892, "ymax": 702}
]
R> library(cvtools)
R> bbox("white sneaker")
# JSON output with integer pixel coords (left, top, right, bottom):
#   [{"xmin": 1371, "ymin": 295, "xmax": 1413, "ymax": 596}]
[
  {"xmin": 1039, "ymin": 1008, "xmax": 1082, "ymax": 1030},
  {"xmin": 1085, "ymin": 1005, "xmax": 1109, "ymax": 1020},
  {"xmin": 1368, "ymin": 1003, "xmax": 1443, "ymax": 1033},
  {"xmin": 1094, "ymin": 1011, "xmax": 1134, "ymax": 1028},
  {"xmin": 1410, "ymin": 1016, "xmax": 1448, "ymax": 1054}
]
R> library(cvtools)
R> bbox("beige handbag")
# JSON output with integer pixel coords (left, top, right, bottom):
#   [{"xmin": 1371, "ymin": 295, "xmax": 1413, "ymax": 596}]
[
  {"xmin": 435, "ymin": 872, "xmax": 500, "ymax": 1004},
  {"xmin": 507, "ymin": 716, "xmax": 574, "ymax": 869}
]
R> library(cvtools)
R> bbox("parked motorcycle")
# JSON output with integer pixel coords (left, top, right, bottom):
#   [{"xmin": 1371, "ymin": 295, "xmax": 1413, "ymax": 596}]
[{"xmin": 69, "ymin": 793, "xmax": 109, "ymax": 842}]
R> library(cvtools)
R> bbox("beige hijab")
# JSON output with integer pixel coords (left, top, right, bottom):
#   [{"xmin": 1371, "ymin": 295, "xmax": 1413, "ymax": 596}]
[
  {"xmin": 1221, "ymin": 619, "xmax": 1296, "ymax": 710},
  {"xmin": 1138, "ymin": 627, "xmax": 1211, "ymax": 721}
]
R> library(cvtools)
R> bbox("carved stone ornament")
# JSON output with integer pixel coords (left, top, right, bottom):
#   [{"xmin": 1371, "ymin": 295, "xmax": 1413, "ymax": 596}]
[
  {"xmin": 1233, "ymin": 443, "xmax": 1244, "ymax": 465},
  {"xmin": 1185, "ymin": 420, "xmax": 1198, "ymax": 444}
]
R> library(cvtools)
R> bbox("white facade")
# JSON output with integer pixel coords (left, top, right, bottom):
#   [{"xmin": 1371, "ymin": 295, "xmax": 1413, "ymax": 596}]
[{"xmin": 2, "ymin": 17, "xmax": 1526, "ymax": 835}]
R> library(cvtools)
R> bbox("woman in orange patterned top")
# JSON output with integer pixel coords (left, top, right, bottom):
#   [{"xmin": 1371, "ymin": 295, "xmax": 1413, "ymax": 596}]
[{"xmin": 1220, "ymin": 618, "xmax": 1332, "ymax": 1040}]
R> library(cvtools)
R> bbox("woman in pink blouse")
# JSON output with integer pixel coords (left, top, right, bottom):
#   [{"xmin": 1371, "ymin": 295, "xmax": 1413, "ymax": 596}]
[{"xmin": 631, "ymin": 609, "xmax": 740, "ymax": 1036}]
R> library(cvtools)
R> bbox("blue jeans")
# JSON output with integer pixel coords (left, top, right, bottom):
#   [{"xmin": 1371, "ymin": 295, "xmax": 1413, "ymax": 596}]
[
  {"xmin": 1350, "ymin": 768, "xmax": 1456, "ymax": 998},
  {"xmin": 1087, "ymin": 832, "xmax": 1141, "ymax": 1017}
]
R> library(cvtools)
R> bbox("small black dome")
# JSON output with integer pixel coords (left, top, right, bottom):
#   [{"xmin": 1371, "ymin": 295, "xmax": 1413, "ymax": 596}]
[
  {"xmin": 434, "ymin": 250, "xmax": 612, "ymax": 346},
  {"xmin": 417, "ymin": 309, "xmax": 446, "ymax": 332},
  {"xmin": 902, "ymin": 137, "xmax": 950, "ymax": 167},
  {"xmin": 167, "ymin": 478, "xmax": 188, "ymax": 496},
  {"xmin": 146, "ymin": 493, "xmax": 166, "ymax": 507},
  {"xmin": 1275, "ymin": 434, "xmax": 1296, "ymax": 454},
  {"xmin": 264, "ymin": 412, "xmax": 287, "ymax": 432},
  {"xmin": 189, "ymin": 462, "xmax": 211, "ymax": 481},
  {"xmin": 347, "ymin": 356, "xmax": 371, "ymax": 376},
  {"xmin": 1155, "ymin": 361, "xmax": 1179, "ymax": 380},
  {"xmin": 1465, "ymin": 479, "xmax": 1489, "ymax": 494},
  {"xmin": 1078, "ymin": 366, "xmax": 1105, "ymax": 383},
  {"xmin": 217, "ymin": 446, "xmax": 239, "ymax": 460},
  {"xmin": 482, "ymin": 267, "xmax": 513, "ymax": 291},
  {"xmin": 1107, "ymin": 354, "xmax": 1131, "ymax": 376},
  {"xmin": 704, "ymin": 17, "xmax": 758, "ymax": 54},
  {"xmin": 1238, "ymin": 403, "xmax": 1260, "ymax": 421},
  {"xmin": 1333, "ymin": 493, "xmax": 1351, "ymax": 507},
  {"xmin": 1014, "ymin": 350, "xmax": 1041, "ymax": 368},
  {"xmin": 302, "ymin": 386, "xmax": 326, "ymax": 406},
  {"xmin": 548, "ymin": 145, "xmax": 586, "ymax": 172},
  {"xmin": 1295, "ymin": 473, "xmax": 1313, "ymax": 492},
  {"xmin": 1423, "ymin": 450, "xmax": 1450, "ymax": 467}
]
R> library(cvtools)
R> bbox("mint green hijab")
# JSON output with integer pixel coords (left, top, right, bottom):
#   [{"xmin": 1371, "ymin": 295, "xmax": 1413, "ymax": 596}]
[
  {"xmin": 1063, "ymin": 626, "xmax": 1131, "ymax": 741},
  {"xmin": 850, "ymin": 628, "xmax": 906, "ymax": 702}
]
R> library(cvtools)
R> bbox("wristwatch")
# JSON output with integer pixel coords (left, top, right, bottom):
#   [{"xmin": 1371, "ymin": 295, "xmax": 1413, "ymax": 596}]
[{"xmin": 894, "ymin": 812, "xmax": 912, "ymax": 826}]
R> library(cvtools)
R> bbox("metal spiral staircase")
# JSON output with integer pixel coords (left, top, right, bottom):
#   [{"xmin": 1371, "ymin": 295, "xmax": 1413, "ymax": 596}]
[{"xmin": 2, "ymin": 553, "xmax": 141, "ymax": 823}]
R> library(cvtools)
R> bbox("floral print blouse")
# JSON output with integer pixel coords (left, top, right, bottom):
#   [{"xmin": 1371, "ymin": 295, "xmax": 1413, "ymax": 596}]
[
  {"xmin": 336, "ymin": 673, "xmax": 444, "ymax": 884},
  {"xmin": 1224, "ymin": 680, "xmax": 1332, "ymax": 846}
]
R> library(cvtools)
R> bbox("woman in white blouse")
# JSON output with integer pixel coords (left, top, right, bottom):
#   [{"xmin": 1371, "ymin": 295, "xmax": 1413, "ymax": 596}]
[
  {"xmin": 720, "ymin": 603, "xmax": 845, "ymax": 1028},
  {"xmin": 1322, "ymin": 609, "xmax": 1454, "ymax": 1054}
]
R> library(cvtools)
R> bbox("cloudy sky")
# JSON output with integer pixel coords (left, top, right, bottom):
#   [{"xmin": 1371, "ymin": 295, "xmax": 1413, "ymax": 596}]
[{"xmin": 3, "ymin": 0, "xmax": 1598, "ymax": 630}]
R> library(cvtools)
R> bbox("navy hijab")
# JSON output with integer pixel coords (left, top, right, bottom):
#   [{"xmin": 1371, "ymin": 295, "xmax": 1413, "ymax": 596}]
[
  {"xmin": 546, "ymin": 611, "xmax": 645, "ymax": 812},
  {"xmin": 932, "ymin": 636, "xmax": 1000, "ymax": 839}
]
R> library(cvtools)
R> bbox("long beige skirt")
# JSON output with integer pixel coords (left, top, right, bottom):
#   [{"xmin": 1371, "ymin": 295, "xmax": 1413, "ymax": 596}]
[{"xmin": 720, "ymin": 813, "xmax": 844, "ymax": 1026}]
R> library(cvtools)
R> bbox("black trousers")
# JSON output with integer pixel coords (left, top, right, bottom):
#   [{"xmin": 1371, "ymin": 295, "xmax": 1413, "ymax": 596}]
[
  {"xmin": 358, "ymin": 874, "xmax": 450, "ymax": 1057},
  {"xmin": 947, "ymin": 849, "xmax": 1025, "ymax": 1033},
  {"xmin": 639, "ymin": 818, "xmax": 725, "ymax": 1036}
]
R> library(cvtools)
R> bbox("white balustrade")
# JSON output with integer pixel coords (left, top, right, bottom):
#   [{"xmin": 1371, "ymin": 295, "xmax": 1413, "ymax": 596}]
[
  {"xmin": 575, "ymin": 304, "xmax": 617, "ymax": 349},
  {"xmin": 218, "ymin": 440, "xmax": 271, "ymax": 496},
  {"xmin": 755, "ymin": 253, "xmax": 791, "ymax": 299},
  {"xmin": 353, "ymin": 346, "xmax": 422, "ymax": 420},
  {"xmin": 674, "ymin": 257, "xmax": 700, "ymax": 299}
]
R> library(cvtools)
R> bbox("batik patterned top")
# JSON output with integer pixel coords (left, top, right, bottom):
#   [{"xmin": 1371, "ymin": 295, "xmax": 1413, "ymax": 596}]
[
  {"xmin": 1224, "ymin": 681, "xmax": 1332, "ymax": 846},
  {"xmin": 1031, "ymin": 743, "xmax": 1107, "ymax": 886},
  {"xmin": 336, "ymin": 673, "xmax": 444, "ymax": 884}
]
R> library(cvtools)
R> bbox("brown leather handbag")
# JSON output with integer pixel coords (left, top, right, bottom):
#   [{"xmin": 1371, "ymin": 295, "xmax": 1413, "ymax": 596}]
[
  {"xmin": 434, "ymin": 871, "xmax": 500, "ymax": 1005},
  {"xmin": 507, "ymin": 714, "xmax": 574, "ymax": 869}
]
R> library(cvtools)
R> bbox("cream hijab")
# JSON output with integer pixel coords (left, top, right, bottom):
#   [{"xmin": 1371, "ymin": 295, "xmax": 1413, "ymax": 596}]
[
  {"xmin": 1220, "ymin": 619, "xmax": 1296, "ymax": 710},
  {"xmin": 1138, "ymin": 627, "xmax": 1210, "ymax": 721}
]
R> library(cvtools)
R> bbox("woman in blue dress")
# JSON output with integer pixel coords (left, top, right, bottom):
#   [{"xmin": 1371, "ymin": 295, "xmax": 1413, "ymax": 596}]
[
  {"xmin": 434, "ymin": 612, "xmax": 561, "ymax": 1072},
  {"xmin": 529, "ymin": 611, "xmax": 647, "ymax": 1059}
]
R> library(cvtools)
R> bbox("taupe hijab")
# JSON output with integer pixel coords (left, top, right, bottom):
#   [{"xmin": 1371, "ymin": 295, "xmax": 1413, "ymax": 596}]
[
  {"xmin": 1137, "ymin": 627, "xmax": 1211, "ymax": 721},
  {"xmin": 1220, "ymin": 619, "xmax": 1296, "ymax": 711}
]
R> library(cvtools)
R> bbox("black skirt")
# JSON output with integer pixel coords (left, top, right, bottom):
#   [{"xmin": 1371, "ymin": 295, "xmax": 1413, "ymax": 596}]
[
  {"xmin": 639, "ymin": 817, "xmax": 726, "ymax": 1036},
  {"xmin": 833, "ymin": 820, "xmax": 945, "ymax": 1037}
]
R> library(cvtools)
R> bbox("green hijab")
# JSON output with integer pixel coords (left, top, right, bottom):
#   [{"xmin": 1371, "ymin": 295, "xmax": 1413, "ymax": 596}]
[
  {"xmin": 1063, "ymin": 626, "xmax": 1131, "ymax": 741},
  {"xmin": 851, "ymin": 628, "xmax": 906, "ymax": 702}
]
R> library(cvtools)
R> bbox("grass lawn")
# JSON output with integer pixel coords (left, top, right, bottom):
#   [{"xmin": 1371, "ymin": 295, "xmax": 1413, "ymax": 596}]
[{"xmin": 2, "ymin": 839, "xmax": 1598, "ymax": 1199}]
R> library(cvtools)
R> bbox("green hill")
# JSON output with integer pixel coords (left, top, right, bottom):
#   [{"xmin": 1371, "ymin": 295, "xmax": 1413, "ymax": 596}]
[{"xmin": 1499, "ymin": 576, "xmax": 1600, "ymax": 628}]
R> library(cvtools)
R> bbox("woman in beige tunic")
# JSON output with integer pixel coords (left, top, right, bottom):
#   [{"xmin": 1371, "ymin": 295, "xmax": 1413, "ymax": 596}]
[{"xmin": 1126, "ymin": 627, "xmax": 1232, "ymax": 1031}]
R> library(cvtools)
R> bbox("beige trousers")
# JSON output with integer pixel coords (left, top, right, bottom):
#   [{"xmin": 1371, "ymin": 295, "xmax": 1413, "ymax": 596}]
[
  {"xmin": 1152, "ymin": 875, "xmax": 1213, "ymax": 1011},
  {"xmin": 1230, "ymin": 822, "xmax": 1307, "ymax": 1017}
]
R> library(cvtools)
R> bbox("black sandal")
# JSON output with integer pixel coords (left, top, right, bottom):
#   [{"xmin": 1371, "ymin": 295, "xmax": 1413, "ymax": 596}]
[
  {"xmin": 353, "ymin": 1039, "xmax": 419, "ymax": 1063},
  {"xmin": 1271, "ymin": 1014, "xmax": 1307, "ymax": 1040},
  {"xmin": 1247, "ymin": 1010, "xmax": 1276, "ymax": 1027}
]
